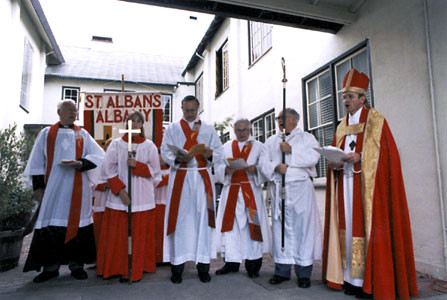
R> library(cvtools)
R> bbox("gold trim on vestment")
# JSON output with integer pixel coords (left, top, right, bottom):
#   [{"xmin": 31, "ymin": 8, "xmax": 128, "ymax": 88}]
[
  {"xmin": 326, "ymin": 169, "xmax": 344, "ymax": 285},
  {"xmin": 340, "ymin": 229, "xmax": 347, "ymax": 269},
  {"xmin": 342, "ymin": 86, "xmax": 367, "ymax": 94},
  {"xmin": 351, "ymin": 237, "xmax": 366, "ymax": 278},
  {"xmin": 361, "ymin": 109, "xmax": 384, "ymax": 248},
  {"xmin": 337, "ymin": 123, "xmax": 365, "ymax": 140}
]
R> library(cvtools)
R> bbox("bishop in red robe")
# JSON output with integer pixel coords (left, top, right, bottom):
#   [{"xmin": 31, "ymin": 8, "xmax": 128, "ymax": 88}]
[{"xmin": 322, "ymin": 68, "xmax": 418, "ymax": 299}]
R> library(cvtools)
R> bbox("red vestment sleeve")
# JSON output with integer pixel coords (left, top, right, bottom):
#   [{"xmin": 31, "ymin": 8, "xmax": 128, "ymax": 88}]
[
  {"xmin": 108, "ymin": 176, "xmax": 126, "ymax": 195},
  {"xmin": 132, "ymin": 161, "xmax": 152, "ymax": 178},
  {"xmin": 156, "ymin": 174, "xmax": 169, "ymax": 188},
  {"xmin": 95, "ymin": 183, "xmax": 107, "ymax": 191}
]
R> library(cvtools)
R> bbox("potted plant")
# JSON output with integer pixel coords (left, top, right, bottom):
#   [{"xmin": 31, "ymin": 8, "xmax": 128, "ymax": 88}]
[{"xmin": 0, "ymin": 124, "xmax": 38, "ymax": 272}]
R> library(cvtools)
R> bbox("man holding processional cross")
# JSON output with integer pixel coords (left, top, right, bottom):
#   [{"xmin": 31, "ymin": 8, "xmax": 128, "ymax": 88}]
[{"xmin": 161, "ymin": 95, "xmax": 223, "ymax": 284}]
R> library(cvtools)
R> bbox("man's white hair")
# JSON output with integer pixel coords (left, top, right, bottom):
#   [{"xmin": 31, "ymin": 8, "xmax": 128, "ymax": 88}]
[
  {"xmin": 57, "ymin": 99, "xmax": 76, "ymax": 110},
  {"xmin": 233, "ymin": 118, "xmax": 251, "ymax": 128}
]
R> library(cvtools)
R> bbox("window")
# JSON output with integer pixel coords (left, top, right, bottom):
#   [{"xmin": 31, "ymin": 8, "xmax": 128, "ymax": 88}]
[
  {"xmin": 251, "ymin": 109, "xmax": 276, "ymax": 143},
  {"xmin": 161, "ymin": 94, "xmax": 172, "ymax": 123},
  {"xmin": 220, "ymin": 132, "xmax": 230, "ymax": 144},
  {"xmin": 216, "ymin": 40, "xmax": 229, "ymax": 97},
  {"xmin": 303, "ymin": 41, "xmax": 373, "ymax": 178},
  {"xmin": 195, "ymin": 73, "xmax": 204, "ymax": 113},
  {"xmin": 62, "ymin": 86, "xmax": 80, "ymax": 103},
  {"xmin": 20, "ymin": 38, "xmax": 34, "ymax": 112},
  {"xmin": 248, "ymin": 21, "xmax": 272, "ymax": 65}
]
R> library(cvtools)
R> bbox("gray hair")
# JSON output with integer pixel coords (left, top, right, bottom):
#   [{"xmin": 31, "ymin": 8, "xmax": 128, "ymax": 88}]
[
  {"xmin": 57, "ymin": 99, "xmax": 77, "ymax": 110},
  {"xmin": 286, "ymin": 108, "xmax": 300, "ymax": 121},
  {"xmin": 233, "ymin": 118, "xmax": 251, "ymax": 129}
]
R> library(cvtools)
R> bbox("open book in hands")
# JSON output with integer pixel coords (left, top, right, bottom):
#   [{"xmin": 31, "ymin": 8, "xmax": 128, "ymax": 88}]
[
  {"xmin": 226, "ymin": 158, "xmax": 248, "ymax": 170},
  {"xmin": 167, "ymin": 144, "xmax": 206, "ymax": 157},
  {"xmin": 313, "ymin": 146, "xmax": 348, "ymax": 163}
]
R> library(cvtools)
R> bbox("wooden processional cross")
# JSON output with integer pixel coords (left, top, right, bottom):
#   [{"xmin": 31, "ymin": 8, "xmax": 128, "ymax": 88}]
[{"xmin": 118, "ymin": 120, "xmax": 141, "ymax": 284}]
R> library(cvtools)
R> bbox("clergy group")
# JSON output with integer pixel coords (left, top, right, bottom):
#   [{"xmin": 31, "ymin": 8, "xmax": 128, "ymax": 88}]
[{"xmin": 23, "ymin": 68, "xmax": 418, "ymax": 300}]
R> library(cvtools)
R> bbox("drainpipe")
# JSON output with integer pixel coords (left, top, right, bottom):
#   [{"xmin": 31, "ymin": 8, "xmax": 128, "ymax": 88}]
[{"xmin": 423, "ymin": 0, "xmax": 447, "ymax": 277}]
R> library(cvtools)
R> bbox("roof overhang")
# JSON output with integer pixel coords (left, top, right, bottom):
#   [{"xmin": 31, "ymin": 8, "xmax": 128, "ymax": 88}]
[
  {"xmin": 121, "ymin": 0, "xmax": 367, "ymax": 34},
  {"xmin": 23, "ymin": 0, "xmax": 64, "ymax": 65}
]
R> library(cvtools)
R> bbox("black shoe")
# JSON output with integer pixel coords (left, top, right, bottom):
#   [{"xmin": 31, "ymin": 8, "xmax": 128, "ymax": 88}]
[
  {"xmin": 298, "ymin": 278, "xmax": 311, "ymax": 288},
  {"xmin": 356, "ymin": 290, "xmax": 373, "ymax": 299},
  {"xmin": 171, "ymin": 273, "xmax": 182, "ymax": 284},
  {"xmin": 71, "ymin": 268, "xmax": 88, "ymax": 280},
  {"xmin": 248, "ymin": 271, "xmax": 259, "ymax": 278},
  {"xmin": 268, "ymin": 275, "xmax": 290, "ymax": 284},
  {"xmin": 198, "ymin": 272, "xmax": 211, "ymax": 283},
  {"xmin": 344, "ymin": 282, "xmax": 357, "ymax": 295},
  {"xmin": 215, "ymin": 263, "xmax": 239, "ymax": 275},
  {"xmin": 33, "ymin": 270, "xmax": 59, "ymax": 283}
]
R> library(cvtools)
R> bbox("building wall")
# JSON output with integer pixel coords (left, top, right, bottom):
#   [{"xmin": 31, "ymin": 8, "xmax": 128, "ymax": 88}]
[
  {"xmin": 311, "ymin": 0, "xmax": 445, "ymax": 278},
  {"xmin": 185, "ymin": 0, "xmax": 447, "ymax": 278},
  {"xmin": 1, "ymin": 0, "xmax": 47, "ymax": 131}
]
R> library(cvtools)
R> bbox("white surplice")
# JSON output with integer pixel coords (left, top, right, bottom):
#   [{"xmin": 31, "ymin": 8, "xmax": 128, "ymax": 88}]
[
  {"xmin": 161, "ymin": 118, "xmax": 223, "ymax": 265},
  {"xmin": 103, "ymin": 138, "xmax": 161, "ymax": 212},
  {"xmin": 260, "ymin": 127, "xmax": 322, "ymax": 266},
  {"xmin": 214, "ymin": 137, "xmax": 272, "ymax": 262},
  {"xmin": 155, "ymin": 168, "xmax": 170, "ymax": 205},
  {"xmin": 342, "ymin": 107, "xmax": 364, "ymax": 287},
  {"xmin": 25, "ymin": 127, "xmax": 105, "ymax": 229}
]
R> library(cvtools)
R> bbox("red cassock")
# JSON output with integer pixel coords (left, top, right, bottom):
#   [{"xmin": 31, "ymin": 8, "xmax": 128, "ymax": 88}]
[{"xmin": 322, "ymin": 108, "xmax": 418, "ymax": 300}]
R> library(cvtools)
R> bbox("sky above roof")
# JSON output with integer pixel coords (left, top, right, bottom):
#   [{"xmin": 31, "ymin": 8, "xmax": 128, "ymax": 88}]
[{"xmin": 39, "ymin": 0, "xmax": 214, "ymax": 64}]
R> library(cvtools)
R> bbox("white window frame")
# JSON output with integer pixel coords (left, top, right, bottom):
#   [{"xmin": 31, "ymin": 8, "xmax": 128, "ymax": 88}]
[
  {"xmin": 303, "ymin": 41, "xmax": 373, "ymax": 179},
  {"xmin": 20, "ymin": 38, "xmax": 34, "ymax": 112},
  {"xmin": 249, "ymin": 21, "xmax": 272, "ymax": 65},
  {"xmin": 251, "ymin": 109, "xmax": 276, "ymax": 143}
]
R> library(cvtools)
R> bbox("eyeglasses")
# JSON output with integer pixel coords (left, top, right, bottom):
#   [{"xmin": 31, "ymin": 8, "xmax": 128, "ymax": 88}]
[
  {"xmin": 235, "ymin": 128, "xmax": 249, "ymax": 133},
  {"xmin": 275, "ymin": 116, "xmax": 290, "ymax": 121}
]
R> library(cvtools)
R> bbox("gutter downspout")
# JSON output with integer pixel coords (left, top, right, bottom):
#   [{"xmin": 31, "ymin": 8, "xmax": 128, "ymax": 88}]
[{"xmin": 423, "ymin": 0, "xmax": 447, "ymax": 276}]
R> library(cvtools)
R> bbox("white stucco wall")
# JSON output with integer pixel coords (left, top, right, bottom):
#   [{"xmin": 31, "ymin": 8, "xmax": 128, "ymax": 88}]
[{"xmin": 1, "ymin": 0, "xmax": 47, "ymax": 132}]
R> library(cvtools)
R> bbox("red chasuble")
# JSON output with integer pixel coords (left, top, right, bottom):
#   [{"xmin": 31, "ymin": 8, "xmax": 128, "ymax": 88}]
[{"xmin": 322, "ymin": 109, "xmax": 418, "ymax": 300}]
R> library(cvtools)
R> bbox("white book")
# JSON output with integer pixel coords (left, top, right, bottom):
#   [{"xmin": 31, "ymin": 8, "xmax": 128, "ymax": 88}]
[
  {"xmin": 313, "ymin": 146, "xmax": 348, "ymax": 163},
  {"xmin": 226, "ymin": 158, "xmax": 248, "ymax": 170}
]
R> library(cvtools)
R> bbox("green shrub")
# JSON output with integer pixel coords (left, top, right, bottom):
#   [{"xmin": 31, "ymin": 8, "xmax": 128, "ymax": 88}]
[{"xmin": 0, "ymin": 124, "xmax": 35, "ymax": 230}]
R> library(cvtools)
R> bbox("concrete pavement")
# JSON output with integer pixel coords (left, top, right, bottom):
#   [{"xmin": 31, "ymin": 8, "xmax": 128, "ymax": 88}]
[{"xmin": 0, "ymin": 234, "xmax": 446, "ymax": 300}]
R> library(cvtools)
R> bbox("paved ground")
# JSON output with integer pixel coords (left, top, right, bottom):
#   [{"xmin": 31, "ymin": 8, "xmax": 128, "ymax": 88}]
[{"xmin": 1, "ymin": 233, "xmax": 447, "ymax": 300}]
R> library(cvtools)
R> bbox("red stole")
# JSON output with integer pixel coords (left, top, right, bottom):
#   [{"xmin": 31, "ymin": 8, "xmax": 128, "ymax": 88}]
[
  {"xmin": 166, "ymin": 119, "xmax": 215, "ymax": 235},
  {"xmin": 221, "ymin": 140, "xmax": 262, "ymax": 242},
  {"xmin": 46, "ymin": 122, "xmax": 84, "ymax": 244}
]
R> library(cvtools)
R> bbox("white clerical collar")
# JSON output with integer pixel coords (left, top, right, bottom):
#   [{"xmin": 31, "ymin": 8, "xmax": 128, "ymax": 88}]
[
  {"xmin": 182, "ymin": 117, "xmax": 200, "ymax": 128},
  {"xmin": 237, "ymin": 136, "xmax": 254, "ymax": 149},
  {"xmin": 348, "ymin": 107, "xmax": 362, "ymax": 125}
]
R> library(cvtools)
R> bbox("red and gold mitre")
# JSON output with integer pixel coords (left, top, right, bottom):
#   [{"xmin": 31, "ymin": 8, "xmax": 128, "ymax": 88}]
[{"xmin": 342, "ymin": 68, "xmax": 370, "ymax": 94}]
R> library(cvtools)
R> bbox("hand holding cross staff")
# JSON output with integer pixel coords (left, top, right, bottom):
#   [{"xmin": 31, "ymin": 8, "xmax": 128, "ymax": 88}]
[{"xmin": 118, "ymin": 119, "xmax": 141, "ymax": 284}]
